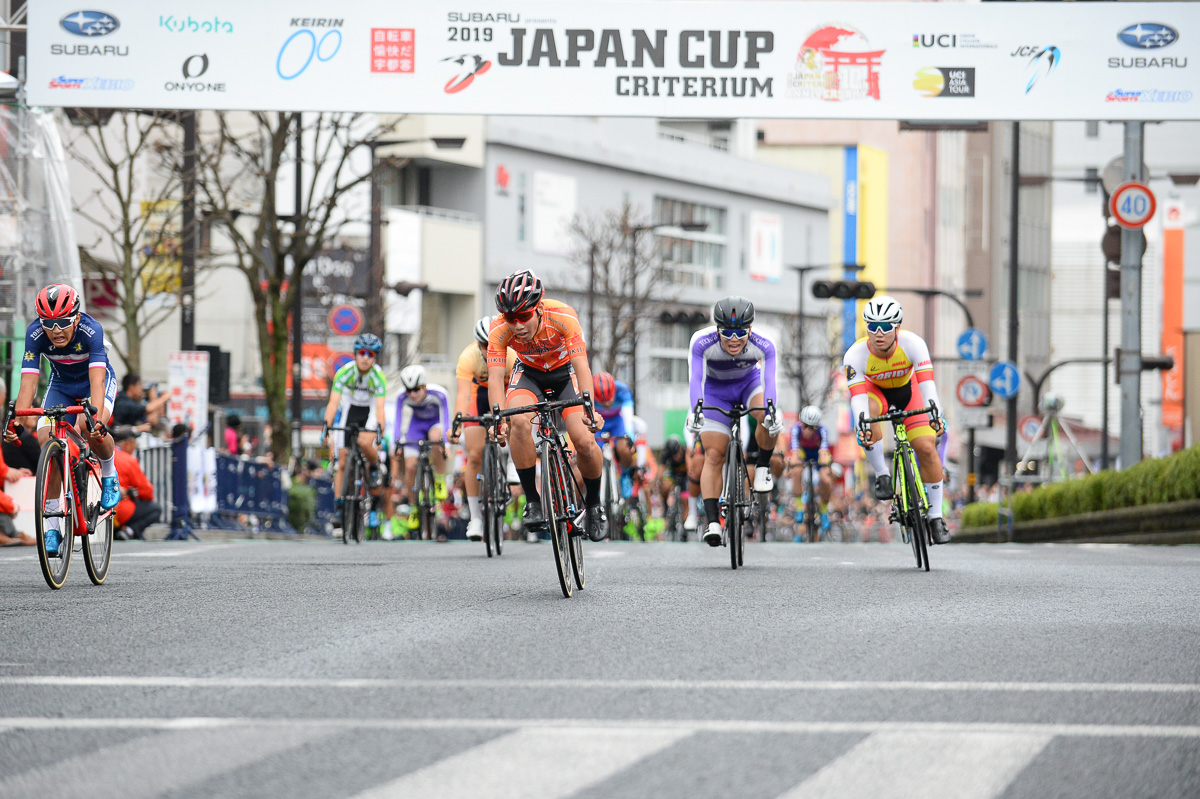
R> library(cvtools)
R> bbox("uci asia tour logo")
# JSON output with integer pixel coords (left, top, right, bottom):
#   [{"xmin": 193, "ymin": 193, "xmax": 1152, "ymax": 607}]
[
  {"xmin": 788, "ymin": 25, "xmax": 884, "ymax": 101},
  {"xmin": 914, "ymin": 67, "xmax": 975, "ymax": 97}
]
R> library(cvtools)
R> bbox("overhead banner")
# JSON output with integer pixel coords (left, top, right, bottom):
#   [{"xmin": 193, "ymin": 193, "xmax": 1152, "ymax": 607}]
[{"xmin": 29, "ymin": 2, "xmax": 1200, "ymax": 120}]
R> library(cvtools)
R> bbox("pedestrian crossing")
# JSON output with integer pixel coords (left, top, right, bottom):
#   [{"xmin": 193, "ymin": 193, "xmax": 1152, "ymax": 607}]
[{"xmin": 1, "ymin": 716, "xmax": 1193, "ymax": 799}]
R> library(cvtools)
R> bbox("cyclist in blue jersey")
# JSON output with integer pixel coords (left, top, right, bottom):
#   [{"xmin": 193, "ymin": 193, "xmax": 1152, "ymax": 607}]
[
  {"xmin": 8, "ymin": 285, "xmax": 120, "ymax": 555},
  {"xmin": 789, "ymin": 404, "xmax": 835, "ymax": 539},
  {"xmin": 592, "ymin": 372, "xmax": 638, "ymax": 497}
]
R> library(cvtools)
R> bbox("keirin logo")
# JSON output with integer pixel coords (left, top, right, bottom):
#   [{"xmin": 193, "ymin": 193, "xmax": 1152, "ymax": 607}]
[
  {"xmin": 1024, "ymin": 46, "xmax": 1060, "ymax": 93},
  {"xmin": 442, "ymin": 53, "xmax": 490, "ymax": 93}
]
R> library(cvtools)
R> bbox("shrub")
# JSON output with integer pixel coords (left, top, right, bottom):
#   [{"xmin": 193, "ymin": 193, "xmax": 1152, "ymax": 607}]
[
  {"xmin": 1160, "ymin": 445, "xmax": 1200, "ymax": 504},
  {"xmin": 288, "ymin": 482, "xmax": 317, "ymax": 532},
  {"xmin": 961, "ymin": 501, "xmax": 998, "ymax": 528}
]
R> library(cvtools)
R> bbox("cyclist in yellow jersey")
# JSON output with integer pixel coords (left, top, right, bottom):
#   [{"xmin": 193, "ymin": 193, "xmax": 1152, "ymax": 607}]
[
  {"xmin": 841, "ymin": 296, "xmax": 950, "ymax": 544},
  {"xmin": 449, "ymin": 315, "xmax": 516, "ymax": 541}
]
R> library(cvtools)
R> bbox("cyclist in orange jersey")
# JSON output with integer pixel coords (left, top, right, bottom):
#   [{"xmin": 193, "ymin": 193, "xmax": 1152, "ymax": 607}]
[{"xmin": 487, "ymin": 270, "xmax": 608, "ymax": 542}]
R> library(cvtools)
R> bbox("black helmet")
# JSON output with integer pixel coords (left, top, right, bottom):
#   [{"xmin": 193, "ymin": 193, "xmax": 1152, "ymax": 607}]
[
  {"xmin": 712, "ymin": 295, "xmax": 755, "ymax": 329},
  {"xmin": 495, "ymin": 270, "xmax": 544, "ymax": 314}
]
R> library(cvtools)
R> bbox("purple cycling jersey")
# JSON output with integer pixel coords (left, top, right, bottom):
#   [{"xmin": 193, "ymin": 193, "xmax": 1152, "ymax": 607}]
[{"xmin": 688, "ymin": 325, "xmax": 777, "ymax": 411}]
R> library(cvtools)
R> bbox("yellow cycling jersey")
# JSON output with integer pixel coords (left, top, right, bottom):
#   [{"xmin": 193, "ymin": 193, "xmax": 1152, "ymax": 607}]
[
  {"xmin": 843, "ymin": 330, "xmax": 933, "ymax": 391},
  {"xmin": 456, "ymin": 343, "xmax": 516, "ymax": 387}
]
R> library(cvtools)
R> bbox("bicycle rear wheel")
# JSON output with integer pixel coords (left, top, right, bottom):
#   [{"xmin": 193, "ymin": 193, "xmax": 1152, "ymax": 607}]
[
  {"xmin": 542, "ymin": 442, "xmax": 573, "ymax": 597},
  {"xmin": 80, "ymin": 461, "xmax": 112, "ymax": 585},
  {"xmin": 34, "ymin": 440, "xmax": 73, "ymax": 589}
]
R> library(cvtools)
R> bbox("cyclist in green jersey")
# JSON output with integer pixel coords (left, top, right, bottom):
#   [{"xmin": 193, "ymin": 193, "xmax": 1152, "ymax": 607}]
[{"xmin": 322, "ymin": 334, "xmax": 387, "ymax": 507}]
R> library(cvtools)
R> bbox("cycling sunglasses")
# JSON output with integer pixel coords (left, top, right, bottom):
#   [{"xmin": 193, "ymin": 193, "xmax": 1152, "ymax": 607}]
[
  {"xmin": 866, "ymin": 321, "xmax": 896, "ymax": 334},
  {"xmin": 719, "ymin": 328, "xmax": 749, "ymax": 340},
  {"xmin": 356, "ymin": 349, "xmax": 377, "ymax": 359},
  {"xmin": 39, "ymin": 315, "xmax": 78, "ymax": 332},
  {"xmin": 503, "ymin": 309, "xmax": 536, "ymax": 324}
]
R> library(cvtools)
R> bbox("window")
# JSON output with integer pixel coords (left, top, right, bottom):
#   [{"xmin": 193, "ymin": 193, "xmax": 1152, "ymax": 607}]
[
  {"xmin": 517, "ymin": 173, "xmax": 526, "ymax": 242},
  {"xmin": 653, "ymin": 196, "xmax": 727, "ymax": 288},
  {"xmin": 1085, "ymin": 167, "xmax": 1099, "ymax": 195},
  {"xmin": 1085, "ymin": 121, "xmax": 1099, "ymax": 138}
]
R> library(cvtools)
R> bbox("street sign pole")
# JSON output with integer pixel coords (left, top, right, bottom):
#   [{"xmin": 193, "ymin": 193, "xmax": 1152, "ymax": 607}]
[{"xmin": 1119, "ymin": 121, "xmax": 1145, "ymax": 468}]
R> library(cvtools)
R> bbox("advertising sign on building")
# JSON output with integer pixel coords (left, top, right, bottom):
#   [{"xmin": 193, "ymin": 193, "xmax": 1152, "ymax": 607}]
[
  {"xmin": 28, "ymin": 3, "xmax": 1200, "ymax": 121},
  {"xmin": 748, "ymin": 211, "xmax": 782, "ymax": 282},
  {"xmin": 532, "ymin": 171, "xmax": 577, "ymax": 257}
]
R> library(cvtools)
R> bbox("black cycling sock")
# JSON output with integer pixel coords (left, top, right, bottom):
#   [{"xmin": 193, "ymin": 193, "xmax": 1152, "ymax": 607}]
[
  {"xmin": 517, "ymin": 467, "xmax": 540, "ymax": 504},
  {"xmin": 755, "ymin": 446, "xmax": 774, "ymax": 468},
  {"xmin": 584, "ymin": 475, "xmax": 601, "ymax": 506},
  {"xmin": 704, "ymin": 498, "xmax": 720, "ymax": 523}
]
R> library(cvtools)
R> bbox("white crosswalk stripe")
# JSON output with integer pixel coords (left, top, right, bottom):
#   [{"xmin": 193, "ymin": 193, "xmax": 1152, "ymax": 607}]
[
  {"xmin": 0, "ymin": 724, "xmax": 330, "ymax": 799},
  {"xmin": 349, "ymin": 726, "xmax": 693, "ymax": 799},
  {"xmin": 776, "ymin": 730, "xmax": 1053, "ymax": 799}
]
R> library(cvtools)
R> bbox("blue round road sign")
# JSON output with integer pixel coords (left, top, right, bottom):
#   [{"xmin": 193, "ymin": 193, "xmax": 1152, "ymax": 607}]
[
  {"xmin": 328, "ymin": 304, "xmax": 363, "ymax": 336},
  {"xmin": 988, "ymin": 361, "xmax": 1021, "ymax": 400},
  {"xmin": 956, "ymin": 328, "xmax": 988, "ymax": 361}
]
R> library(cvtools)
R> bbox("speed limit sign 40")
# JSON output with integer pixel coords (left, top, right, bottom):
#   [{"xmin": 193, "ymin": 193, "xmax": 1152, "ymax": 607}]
[{"xmin": 1110, "ymin": 181, "xmax": 1156, "ymax": 230}]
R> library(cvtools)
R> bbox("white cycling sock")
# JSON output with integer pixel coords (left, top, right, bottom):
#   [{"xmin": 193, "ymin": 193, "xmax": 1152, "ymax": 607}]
[
  {"xmin": 99, "ymin": 456, "xmax": 116, "ymax": 478},
  {"xmin": 45, "ymin": 498, "xmax": 62, "ymax": 531},
  {"xmin": 467, "ymin": 495, "xmax": 481, "ymax": 521},
  {"xmin": 926, "ymin": 481, "xmax": 944, "ymax": 519},
  {"xmin": 865, "ymin": 443, "xmax": 888, "ymax": 478},
  {"xmin": 686, "ymin": 495, "xmax": 697, "ymax": 517}
]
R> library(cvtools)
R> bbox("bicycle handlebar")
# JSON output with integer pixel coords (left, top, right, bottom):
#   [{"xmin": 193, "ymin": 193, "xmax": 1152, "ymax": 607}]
[
  {"xmin": 493, "ymin": 391, "xmax": 596, "ymax": 428},
  {"xmin": 692, "ymin": 397, "xmax": 776, "ymax": 420},
  {"xmin": 858, "ymin": 402, "xmax": 940, "ymax": 428},
  {"xmin": 7, "ymin": 401, "xmax": 102, "ymax": 437},
  {"xmin": 450, "ymin": 411, "xmax": 499, "ymax": 439}
]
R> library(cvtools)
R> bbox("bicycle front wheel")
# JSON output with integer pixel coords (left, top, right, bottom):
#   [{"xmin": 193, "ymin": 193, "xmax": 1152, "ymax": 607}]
[
  {"xmin": 419, "ymin": 461, "xmax": 436, "ymax": 541},
  {"xmin": 482, "ymin": 444, "xmax": 498, "ymax": 557},
  {"xmin": 723, "ymin": 445, "xmax": 741, "ymax": 570},
  {"xmin": 34, "ymin": 440, "xmax": 73, "ymax": 589},
  {"xmin": 490, "ymin": 445, "xmax": 507, "ymax": 556},
  {"xmin": 899, "ymin": 449, "xmax": 926, "ymax": 570},
  {"xmin": 542, "ymin": 442, "xmax": 574, "ymax": 598},
  {"xmin": 80, "ymin": 461, "xmax": 112, "ymax": 585},
  {"xmin": 340, "ymin": 457, "xmax": 357, "ymax": 545}
]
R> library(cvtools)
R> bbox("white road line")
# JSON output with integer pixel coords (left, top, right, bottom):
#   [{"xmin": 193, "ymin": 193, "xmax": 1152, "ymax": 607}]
[
  {"xmin": 2, "ymin": 717, "xmax": 1198, "ymax": 739},
  {"xmin": 350, "ymin": 726, "xmax": 691, "ymax": 799},
  {"xmin": 2, "ymin": 675, "xmax": 1197, "ymax": 694},
  {"xmin": 0, "ymin": 723, "xmax": 328, "ymax": 799},
  {"xmin": 777, "ymin": 730, "xmax": 1052, "ymax": 799}
]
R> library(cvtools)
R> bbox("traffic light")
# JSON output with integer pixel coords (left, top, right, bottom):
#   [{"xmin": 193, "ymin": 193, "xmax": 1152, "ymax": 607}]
[{"xmin": 811, "ymin": 280, "xmax": 876, "ymax": 300}]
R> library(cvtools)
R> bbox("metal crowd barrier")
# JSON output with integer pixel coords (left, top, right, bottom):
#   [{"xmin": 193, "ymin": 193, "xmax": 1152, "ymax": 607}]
[
  {"xmin": 211, "ymin": 454, "xmax": 295, "ymax": 533},
  {"xmin": 138, "ymin": 442, "xmax": 174, "ymax": 527},
  {"xmin": 308, "ymin": 476, "xmax": 338, "ymax": 536}
]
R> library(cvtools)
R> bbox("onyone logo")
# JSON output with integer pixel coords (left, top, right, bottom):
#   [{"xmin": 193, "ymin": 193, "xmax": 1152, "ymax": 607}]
[
  {"xmin": 182, "ymin": 54, "xmax": 208, "ymax": 79},
  {"xmin": 60, "ymin": 11, "xmax": 119, "ymax": 37}
]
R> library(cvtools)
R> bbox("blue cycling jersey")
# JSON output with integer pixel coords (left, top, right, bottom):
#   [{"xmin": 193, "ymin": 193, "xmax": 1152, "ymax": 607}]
[
  {"xmin": 23, "ymin": 312, "xmax": 115, "ymax": 390},
  {"xmin": 595, "ymin": 380, "xmax": 633, "ymax": 443}
]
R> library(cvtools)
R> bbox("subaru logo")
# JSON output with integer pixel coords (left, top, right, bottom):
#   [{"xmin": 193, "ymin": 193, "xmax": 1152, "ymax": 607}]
[
  {"xmin": 60, "ymin": 11, "xmax": 119, "ymax": 37},
  {"xmin": 1118, "ymin": 23, "xmax": 1178, "ymax": 49}
]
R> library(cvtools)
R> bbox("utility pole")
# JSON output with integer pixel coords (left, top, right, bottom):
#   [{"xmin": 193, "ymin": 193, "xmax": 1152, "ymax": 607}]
[
  {"xmin": 1118, "ymin": 122, "xmax": 1145, "ymax": 469},
  {"xmin": 1005, "ymin": 121, "xmax": 1020, "ymax": 483},
  {"xmin": 179, "ymin": 110, "xmax": 196, "ymax": 351},
  {"xmin": 290, "ymin": 113, "xmax": 304, "ymax": 471}
]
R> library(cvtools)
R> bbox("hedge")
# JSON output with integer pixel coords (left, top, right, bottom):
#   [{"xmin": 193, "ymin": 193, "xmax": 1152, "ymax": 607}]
[
  {"xmin": 960, "ymin": 444, "xmax": 1200, "ymax": 527},
  {"xmin": 288, "ymin": 483, "xmax": 317, "ymax": 533}
]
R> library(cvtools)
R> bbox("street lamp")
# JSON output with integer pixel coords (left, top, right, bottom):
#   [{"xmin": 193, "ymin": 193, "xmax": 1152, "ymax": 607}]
[
  {"xmin": 787, "ymin": 262, "xmax": 865, "ymax": 407},
  {"xmin": 365, "ymin": 137, "xmax": 466, "ymax": 336}
]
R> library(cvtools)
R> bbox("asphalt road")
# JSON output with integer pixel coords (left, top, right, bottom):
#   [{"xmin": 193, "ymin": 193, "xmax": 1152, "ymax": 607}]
[{"xmin": 1, "ymin": 538, "xmax": 1198, "ymax": 798}]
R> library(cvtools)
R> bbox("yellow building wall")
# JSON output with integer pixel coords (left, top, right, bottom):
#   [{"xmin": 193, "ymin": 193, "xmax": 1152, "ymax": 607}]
[{"xmin": 855, "ymin": 144, "xmax": 890, "ymax": 338}]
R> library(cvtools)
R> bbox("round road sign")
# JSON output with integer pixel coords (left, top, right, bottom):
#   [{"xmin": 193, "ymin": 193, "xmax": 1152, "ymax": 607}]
[
  {"xmin": 1019, "ymin": 414, "xmax": 1043, "ymax": 443},
  {"xmin": 956, "ymin": 375, "xmax": 989, "ymax": 408},
  {"xmin": 328, "ymin": 304, "xmax": 364, "ymax": 336},
  {"xmin": 1109, "ymin": 181, "xmax": 1156, "ymax": 230}
]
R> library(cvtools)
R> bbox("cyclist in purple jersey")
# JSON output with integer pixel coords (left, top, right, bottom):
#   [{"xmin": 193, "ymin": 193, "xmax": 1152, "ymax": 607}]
[
  {"xmin": 392, "ymin": 364, "xmax": 452, "ymax": 510},
  {"xmin": 789, "ymin": 405, "xmax": 835, "ymax": 538},
  {"xmin": 686, "ymin": 295, "xmax": 783, "ymax": 548},
  {"xmin": 8, "ymin": 285, "xmax": 120, "ymax": 554}
]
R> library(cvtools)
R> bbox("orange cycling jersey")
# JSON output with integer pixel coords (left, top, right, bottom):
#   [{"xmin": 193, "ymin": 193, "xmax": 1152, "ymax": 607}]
[{"xmin": 487, "ymin": 298, "xmax": 586, "ymax": 372}]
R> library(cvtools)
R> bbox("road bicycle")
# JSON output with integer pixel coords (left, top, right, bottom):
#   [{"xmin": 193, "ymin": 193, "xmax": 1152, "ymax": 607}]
[
  {"xmin": 598, "ymin": 432, "xmax": 646, "ymax": 542},
  {"xmin": 662, "ymin": 473, "xmax": 686, "ymax": 542},
  {"xmin": 4, "ymin": 401, "xmax": 114, "ymax": 589},
  {"xmin": 795, "ymin": 458, "xmax": 842, "ymax": 542},
  {"xmin": 452, "ymin": 411, "xmax": 508, "ymax": 557},
  {"xmin": 397, "ymin": 438, "xmax": 441, "ymax": 541},
  {"xmin": 692, "ymin": 398, "xmax": 776, "ymax": 570},
  {"xmin": 496, "ymin": 393, "xmax": 596, "ymax": 598},
  {"xmin": 858, "ymin": 403, "xmax": 940, "ymax": 572},
  {"xmin": 327, "ymin": 423, "xmax": 382, "ymax": 545}
]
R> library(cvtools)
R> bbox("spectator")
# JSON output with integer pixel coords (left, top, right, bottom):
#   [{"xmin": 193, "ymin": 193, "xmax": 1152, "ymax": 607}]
[
  {"xmin": 0, "ymin": 379, "xmax": 40, "ymax": 472},
  {"xmin": 112, "ymin": 373, "xmax": 170, "ymax": 431},
  {"xmin": 111, "ymin": 425, "xmax": 162, "ymax": 540},
  {"xmin": 223, "ymin": 414, "xmax": 241, "ymax": 455},
  {"xmin": 0, "ymin": 453, "xmax": 33, "ymax": 546}
]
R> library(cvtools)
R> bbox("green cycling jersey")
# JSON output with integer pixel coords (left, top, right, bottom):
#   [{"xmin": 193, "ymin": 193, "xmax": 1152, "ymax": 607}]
[{"xmin": 331, "ymin": 362, "xmax": 386, "ymax": 407}]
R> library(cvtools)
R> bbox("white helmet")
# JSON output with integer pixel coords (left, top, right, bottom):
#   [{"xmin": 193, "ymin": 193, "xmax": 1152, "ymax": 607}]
[
  {"xmin": 800, "ymin": 405, "xmax": 822, "ymax": 426},
  {"xmin": 474, "ymin": 316, "xmax": 493, "ymax": 345},
  {"xmin": 400, "ymin": 364, "xmax": 426, "ymax": 390},
  {"xmin": 863, "ymin": 295, "xmax": 903, "ymax": 326}
]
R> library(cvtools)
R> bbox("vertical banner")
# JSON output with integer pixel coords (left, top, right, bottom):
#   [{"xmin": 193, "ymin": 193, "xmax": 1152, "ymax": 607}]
[
  {"xmin": 1161, "ymin": 200, "xmax": 1185, "ymax": 450},
  {"xmin": 385, "ymin": 208, "xmax": 423, "ymax": 335},
  {"xmin": 842, "ymin": 146, "xmax": 859, "ymax": 352},
  {"xmin": 532, "ymin": 171, "xmax": 577, "ymax": 256},
  {"xmin": 167, "ymin": 350, "xmax": 210, "ymax": 432},
  {"xmin": 748, "ymin": 211, "xmax": 782, "ymax": 281}
]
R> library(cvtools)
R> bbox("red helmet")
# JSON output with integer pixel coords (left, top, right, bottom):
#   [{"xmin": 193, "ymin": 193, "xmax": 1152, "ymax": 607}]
[
  {"xmin": 593, "ymin": 372, "xmax": 617, "ymax": 404},
  {"xmin": 495, "ymin": 270, "xmax": 544, "ymax": 314},
  {"xmin": 35, "ymin": 284, "xmax": 81, "ymax": 319}
]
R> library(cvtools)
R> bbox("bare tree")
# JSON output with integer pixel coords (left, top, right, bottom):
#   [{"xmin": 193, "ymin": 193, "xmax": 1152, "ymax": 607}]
[
  {"xmin": 63, "ymin": 109, "xmax": 185, "ymax": 375},
  {"xmin": 195, "ymin": 112, "xmax": 398, "ymax": 463},
  {"xmin": 567, "ymin": 202, "xmax": 678, "ymax": 393}
]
